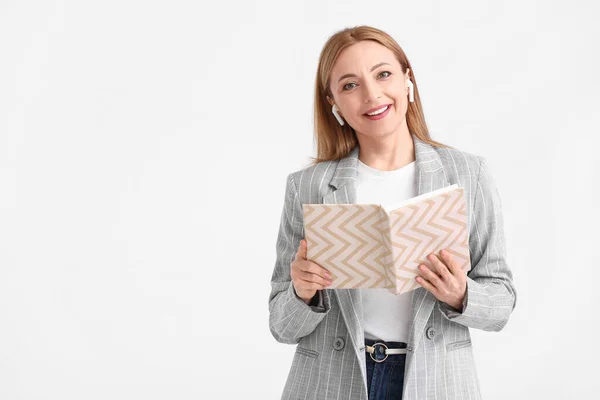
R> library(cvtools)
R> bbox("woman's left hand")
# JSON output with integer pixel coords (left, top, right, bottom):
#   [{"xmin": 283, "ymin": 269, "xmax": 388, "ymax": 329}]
[{"xmin": 415, "ymin": 249, "xmax": 467, "ymax": 311}]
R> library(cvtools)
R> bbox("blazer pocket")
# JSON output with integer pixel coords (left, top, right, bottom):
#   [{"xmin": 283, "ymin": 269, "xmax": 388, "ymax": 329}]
[
  {"xmin": 446, "ymin": 339, "xmax": 472, "ymax": 352},
  {"xmin": 296, "ymin": 346, "xmax": 320, "ymax": 359}
]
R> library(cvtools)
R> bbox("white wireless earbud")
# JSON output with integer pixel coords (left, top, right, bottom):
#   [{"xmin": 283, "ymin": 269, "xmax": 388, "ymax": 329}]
[
  {"xmin": 407, "ymin": 80, "xmax": 414, "ymax": 102},
  {"xmin": 332, "ymin": 104, "xmax": 345, "ymax": 126}
]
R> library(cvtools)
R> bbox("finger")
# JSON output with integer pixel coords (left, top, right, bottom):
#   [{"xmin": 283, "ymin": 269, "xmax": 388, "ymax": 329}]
[
  {"xmin": 439, "ymin": 249, "xmax": 462, "ymax": 276},
  {"xmin": 296, "ymin": 239, "xmax": 307, "ymax": 260},
  {"xmin": 296, "ymin": 277, "xmax": 328, "ymax": 291},
  {"xmin": 302, "ymin": 259, "xmax": 333, "ymax": 281},
  {"xmin": 418, "ymin": 263, "xmax": 443, "ymax": 289},
  {"xmin": 427, "ymin": 253, "xmax": 452, "ymax": 281},
  {"xmin": 416, "ymin": 274, "xmax": 437, "ymax": 295},
  {"xmin": 299, "ymin": 270, "xmax": 332, "ymax": 287}
]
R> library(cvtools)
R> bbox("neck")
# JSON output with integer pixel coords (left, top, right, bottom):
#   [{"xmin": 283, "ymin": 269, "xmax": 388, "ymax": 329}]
[{"xmin": 355, "ymin": 120, "xmax": 415, "ymax": 171}]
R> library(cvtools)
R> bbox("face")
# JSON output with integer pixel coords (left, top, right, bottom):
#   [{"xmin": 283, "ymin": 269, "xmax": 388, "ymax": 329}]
[{"xmin": 327, "ymin": 40, "xmax": 410, "ymax": 138}]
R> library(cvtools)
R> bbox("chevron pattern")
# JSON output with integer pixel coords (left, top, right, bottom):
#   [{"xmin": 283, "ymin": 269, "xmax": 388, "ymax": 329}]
[{"xmin": 303, "ymin": 186, "xmax": 470, "ymax": 295}]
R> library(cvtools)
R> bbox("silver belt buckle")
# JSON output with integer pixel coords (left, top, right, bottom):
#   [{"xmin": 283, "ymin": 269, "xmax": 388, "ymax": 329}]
[{"xmin": 370, "ymin": 342, "xmax": 389, "ymax": 363}]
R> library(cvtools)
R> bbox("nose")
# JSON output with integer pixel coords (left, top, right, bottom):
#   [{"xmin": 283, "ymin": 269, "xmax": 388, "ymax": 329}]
[{"xmin": 362, "ymin": 77, "xmax": 381, "ymax": 104}]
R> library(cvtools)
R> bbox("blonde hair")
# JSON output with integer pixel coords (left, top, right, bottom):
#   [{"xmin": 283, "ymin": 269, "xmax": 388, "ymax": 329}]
[{"xmin": 310, "ymin": 25, "xmax": 451, "ymax": 165}]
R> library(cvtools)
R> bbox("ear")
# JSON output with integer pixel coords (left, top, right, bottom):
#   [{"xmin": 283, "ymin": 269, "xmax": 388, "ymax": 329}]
[
  {"xmin": 405, "ymin": 68, "xmax": 411, "ymax": 80},
  {"xmin": 326, "ymin": 96, "xmax": 335, "ymax": 107}
]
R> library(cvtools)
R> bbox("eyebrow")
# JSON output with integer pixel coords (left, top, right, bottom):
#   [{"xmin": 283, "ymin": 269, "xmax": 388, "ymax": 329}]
[{"xmin": 337, "ymin": 62, "xmax": 391, "ymax": 83}]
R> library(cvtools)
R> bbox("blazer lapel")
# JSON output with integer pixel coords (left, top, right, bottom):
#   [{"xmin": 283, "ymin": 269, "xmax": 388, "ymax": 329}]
[
  {"xmin": 321, "ymin": 153, "xmax": 368, "ymax": 390},
  {"xmin": 406, "ymin": 137, "xmax": 453, "ymax": 359},
  {"xmin": 322, "ymin": 134, "xmax": 452, "ymax": 370}
]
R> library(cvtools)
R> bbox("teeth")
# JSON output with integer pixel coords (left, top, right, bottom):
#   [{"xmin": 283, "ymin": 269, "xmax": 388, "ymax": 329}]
[{"xmin": 366, "ymin": 105, "xmax": 389, "ymax": 116}]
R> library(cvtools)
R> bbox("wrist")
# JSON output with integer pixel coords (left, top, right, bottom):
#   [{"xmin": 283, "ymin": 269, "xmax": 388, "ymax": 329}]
[
  {"xmin": 302, "ymin": 292, "xmax": 318, "ymax": 306},
  {"xmin": 448, "ymin": 298, "xmax": 464, "ymax": 312},
  {"xmin": 293, "ymin": 284, "xmax": 316, "ymax": 305}
]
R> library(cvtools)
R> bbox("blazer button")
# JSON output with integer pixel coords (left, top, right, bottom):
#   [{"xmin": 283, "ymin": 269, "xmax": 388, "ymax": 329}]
[
  {"xmin": 426, "ymin": 327, "xmax": 436, "ymax": 339},
  {"xmin": 333, "ymin": 337, "xmax": 345, "ymax": 351}
]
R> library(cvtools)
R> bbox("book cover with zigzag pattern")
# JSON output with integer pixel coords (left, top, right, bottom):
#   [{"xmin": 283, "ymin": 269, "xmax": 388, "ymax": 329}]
[{"xmin": 302, "ymin": 184, "xmax": 471, "ymax": 295}]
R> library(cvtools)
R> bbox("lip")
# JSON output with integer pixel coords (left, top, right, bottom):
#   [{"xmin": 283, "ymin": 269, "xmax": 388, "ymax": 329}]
[
  {"xmin": 364, "ymin": 104, "xmax": 392, "ymax": 120},
  {"xmin": 364, "ymin": 104, "xmax": 391, "ymax": 115}
]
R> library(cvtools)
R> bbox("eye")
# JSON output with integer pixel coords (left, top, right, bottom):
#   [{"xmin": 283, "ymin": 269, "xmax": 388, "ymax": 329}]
[
  {"xmin": 342, "ymin": 82, "xmax": 357, "ymax": 91},
  {"xmin": 341, "ymin": 71, "xmax": 391, "ymax": 91}
]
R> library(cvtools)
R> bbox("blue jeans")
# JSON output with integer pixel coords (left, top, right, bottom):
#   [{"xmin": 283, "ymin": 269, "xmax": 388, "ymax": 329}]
[{"xmin": 365, "ymin": 338, "xmax": 407, "ymax": 400}]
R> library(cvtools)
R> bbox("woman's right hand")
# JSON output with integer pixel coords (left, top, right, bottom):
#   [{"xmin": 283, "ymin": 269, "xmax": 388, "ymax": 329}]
[{"xmin": 291, "ymin": 239, "xmax": 333, "ymax": 304}]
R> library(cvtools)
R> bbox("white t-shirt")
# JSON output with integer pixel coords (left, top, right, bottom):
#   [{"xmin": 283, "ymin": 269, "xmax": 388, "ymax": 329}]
[{"xmin": 356, "ymin": 158, "xmax": 417, "ymax": 342}]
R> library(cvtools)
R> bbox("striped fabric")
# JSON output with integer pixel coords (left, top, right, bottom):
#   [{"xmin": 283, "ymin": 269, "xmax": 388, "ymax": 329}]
[{"xmin": 268, "ymin": 134, "xmax": 517, "ymax": 399}]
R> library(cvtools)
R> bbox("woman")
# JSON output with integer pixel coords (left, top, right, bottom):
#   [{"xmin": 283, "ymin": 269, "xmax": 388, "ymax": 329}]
[{"xmin": 268, "ymin": 25, "xmax": 517, "ymax": 400}]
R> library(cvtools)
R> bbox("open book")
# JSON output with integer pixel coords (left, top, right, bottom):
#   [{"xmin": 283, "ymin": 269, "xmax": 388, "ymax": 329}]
[{"xmin": 302, "ymin": 184, "xmax": 471, "ymax": 295}]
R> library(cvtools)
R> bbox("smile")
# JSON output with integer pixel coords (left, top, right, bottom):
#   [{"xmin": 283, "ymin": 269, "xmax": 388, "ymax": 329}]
[{"xmin": 364, "ymin": 104, "xmax": 391, "ymax": 120}]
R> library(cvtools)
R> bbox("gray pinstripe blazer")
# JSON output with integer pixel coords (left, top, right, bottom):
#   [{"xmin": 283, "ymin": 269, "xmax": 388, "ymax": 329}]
[{"xmin": 268, "ymin": 133, "xmax": 517, "ymax": 399}]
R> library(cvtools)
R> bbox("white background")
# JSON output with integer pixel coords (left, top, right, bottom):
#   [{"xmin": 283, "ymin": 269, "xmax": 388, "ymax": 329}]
[{"xmin": 1, "ymin": 0, "xmax": 599, "ymax": 399}]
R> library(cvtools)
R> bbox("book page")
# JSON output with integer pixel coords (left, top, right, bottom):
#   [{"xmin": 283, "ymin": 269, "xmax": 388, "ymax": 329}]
[{"xmin": 382, "ymin": 184, "xmax": 459, "ymax": 213}]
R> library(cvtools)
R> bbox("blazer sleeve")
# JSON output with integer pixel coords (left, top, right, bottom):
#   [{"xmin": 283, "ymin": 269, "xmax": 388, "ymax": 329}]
[
  {"xmin": 437, "ymin": 156, "xmax": 517, "ymax": 331},
  {"xmin": 268, "ymin": 173, "xmax": 331, "ymax": 345}
]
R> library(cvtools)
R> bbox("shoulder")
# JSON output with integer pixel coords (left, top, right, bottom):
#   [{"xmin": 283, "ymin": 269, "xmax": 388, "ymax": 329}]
[
  {"xmin": 432, "ymin": 144, "xmax": 489, "ymax": 186},
  {"xmin": 288, "ymin": 159, "xmax": 338, "ymax": 182},
  {"xmin": 285, "ymin": 159, "xmax": 340, "ymax": 204},
  {"xmin": 435, "ymin": 145, "xmax": 483, "ymax": 176},
  {"xmin": 432, "ymin": 144, "xmax": 502, "ymax": 214}
]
